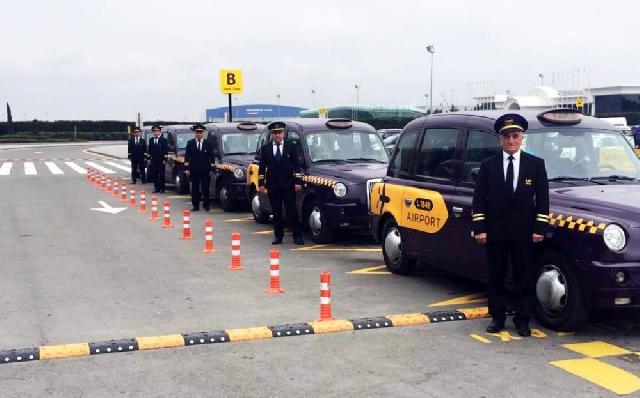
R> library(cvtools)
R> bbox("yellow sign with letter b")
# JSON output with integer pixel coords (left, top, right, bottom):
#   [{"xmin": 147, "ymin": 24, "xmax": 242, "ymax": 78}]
[{"xmin": 219, "ymin": 69, "xmax": 243, "ymax": 94}]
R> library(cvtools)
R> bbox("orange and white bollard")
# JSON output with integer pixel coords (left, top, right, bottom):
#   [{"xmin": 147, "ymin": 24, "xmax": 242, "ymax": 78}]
[
  {"xmin": 101, "ymin": 174, "xmax": 108, "ymax": 190},
  {"xmin": 316, "ymin": 271, "xmax": 333, "ymax": 321},
  {"xmin": 120, "ymin": 184, "xmax": 127, "ymax": 202},
  {"xmin": 129, "ymin": 187, "xmax": 136, "ymax": 206},
  {"xmin": 180, "ymin": 210, "xmax": 192, "ymax": 240},
  {"xmin": 265, "ymin": 249, "xmax": 284, "ymax": 293},
  {"xmin": 90, "ymin": 171, "xmax": 97, "ymax": 184},
  {"xmin": 106, "ymin": 177, "xmax": 112, "ymax": 192},
  {"xmin": 227, "ymin": 232, "xmax": 243, "ymax": 270},
  {"xmin": 150, "ymin": 195, "xmax": 159, "ymax": 221},
  {"xmin": 202, "ymin": 219, "xmax": 216, "ymax": 253},
  {"xmin": 113, "ymin": 179, "xmax": 119, "ymax": 197},
  {"xmin": 139, "ymin": 190, "xmax": 147, "ymax": 213},
  {"xmin": 162, "ymin": 200, "xmax": 173, "ymax": 228},
  {"xmin": 86, "ymin": 167, "xmax": 92, "ymax": 182}
]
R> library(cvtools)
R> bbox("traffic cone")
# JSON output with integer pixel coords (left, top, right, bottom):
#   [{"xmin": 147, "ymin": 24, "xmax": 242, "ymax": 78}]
[
  {"xmin": 316, "ymin": 271, "xmax": 333, "ymax": 321},
  {"xmin": 129, "ymin": 187, "xmax": 136, "ymax": 206},
  {"xmin": 180, "ymin": 210, "xmax": 192, "ymax": 240},
  {"xmin": 150, "ymin": 195, "xmax": 159, "ymax": 221},
  {"xmin": 106, "ymin": 177, "xmax": 112, "ymax": 192},
  {"xmin": 227, "ymin": 232, "xmax": 243, "ymax": 270},
  {"xmin": 139, "ymin": 190, "xmax": 147, "ymax": 213},
  {"xmin": 101, "ymin": 174, "xmax": 108, "ymax": 191},
  {"xmin": 202, "ymin": 219, "xmax": 216, "ymax": 253},
  {"xmin": 85, "ymin": 167, "xmax": 92, "ymax": 182},
  {"xmin": 265, "ymin": 249, "xmax": 284, "ymax": 293},
  {"xmin": 162, "ymin": 200, "xmax": 173, "ymax": 228},
  {"xmin": 120, "ymin": 183, "xmax": 127, "ymax": 202},
  {"xmin": 90, "ymin": 171, "xmax": 97, "ymax": 184},
  {"xmin": 113, "ymin": 179, "xmax": 119, "ymax": 197}
]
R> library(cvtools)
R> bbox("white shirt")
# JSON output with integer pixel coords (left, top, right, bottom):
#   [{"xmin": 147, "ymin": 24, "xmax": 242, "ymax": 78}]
[
  {"xmin": 197, "ymin": 139, "xmax": 202, "ymax": 151},
  {"xmin": 272, "ymin": 141, "xmax": 283, "ymax": 156},
  {"xmin": 503, "ymin": 150, "xmax": 521, "ymax": 192}
]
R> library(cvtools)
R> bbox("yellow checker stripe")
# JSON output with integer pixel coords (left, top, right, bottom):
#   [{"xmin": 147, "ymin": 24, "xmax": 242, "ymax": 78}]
[
  {"xmin": 214, "ymin": 163, "xmax": 236, "ymax": 172},
  {"xmin": 302, "ymin": 175, "xmax": 337, "ymax": 188},
  {"xmin": 549, "ymin": 213, "xmax": 606, "ymax": 234}
]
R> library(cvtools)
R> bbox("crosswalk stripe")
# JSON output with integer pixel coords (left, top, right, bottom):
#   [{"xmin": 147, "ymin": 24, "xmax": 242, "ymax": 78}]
[
  {"xmin": 85, "ymin": 161, "xmax": 115, "ymax": 174},
  {"xmin": 24, "ymin": 162, "xmax": 37, "ymax": 175},
  {"xmin": 0, "ymin": 162, "xmax": 13, "ymax": 176},
  {"xmin": 104, "ymin": 161, "xmax": 131, "ymax": 172},
  {"xmin": 45, "ymin": 162, "xmax": 64, "ymax": 175},
  {"xmin": 65, "ymin": 162, "xmax": 86, "ymax": 174}
]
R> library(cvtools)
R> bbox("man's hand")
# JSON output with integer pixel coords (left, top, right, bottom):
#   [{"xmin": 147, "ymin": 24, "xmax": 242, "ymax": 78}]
[
  {"xmin": 533, "ymin": 233, "xmax": 544, "ymax": 243},
  {"xmin": 259, "ymin": 186, "xmax": 267, "ymax": 194},
  {"xmin": 209, "ymin": 171, "xmax": 213, "ymax": 177},
  {"xmin": 294, "ymin": 184, "xmax": 302, "ymax": 192},
  {"xmin": 474, "ymin": 233, "xmax": 487, "ymax": 244}
]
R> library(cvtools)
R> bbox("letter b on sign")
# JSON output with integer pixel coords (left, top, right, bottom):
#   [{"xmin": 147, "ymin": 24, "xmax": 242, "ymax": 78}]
[{"xmin": 220, "ymin": 69, "xmax": 243, "ymax": 94}]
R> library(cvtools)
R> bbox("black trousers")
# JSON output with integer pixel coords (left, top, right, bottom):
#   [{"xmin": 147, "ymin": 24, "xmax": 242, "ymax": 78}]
[
  {"xmin": 485, "ymin": 241, "xmax": 533, "ymax": 324},
  {"xmin": 268, "ymin": 185, "xmax": 301, "ymax": 239},
  {"xmin": 190, "ymin": 172, "xmax": 210, "ymax": 209},
  {"xmin": 150, "ymin": 161, "xmax": 165, "ymax": 192},
  {"xmin": 130, "ymin": 158, "xmax": 146, "ymax": 183}
]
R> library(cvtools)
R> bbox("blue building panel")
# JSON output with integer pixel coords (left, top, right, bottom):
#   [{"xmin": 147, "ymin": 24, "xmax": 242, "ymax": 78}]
[{"xmin": 206, "ymin": 104, "xmax": 306, "ymax": 121}]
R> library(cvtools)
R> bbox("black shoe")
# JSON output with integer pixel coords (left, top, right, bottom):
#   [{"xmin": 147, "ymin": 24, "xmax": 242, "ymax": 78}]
[
  {"xmin": 486, "ymin": 319, "xmax": 505, "ymax": 333},
  {"xmin": 293, "ymin": 236, "xmax": 305, "ymax": 245},
  {"xmin": 191, "ymin": 207, "xmax": 199, "ymax": 212},
  {"xmin": 152, "ymin": 190, "xmax": 159, "ymax": 193},
  {"xmin": 272, "ymin": 238, "xmax": 283, "ymax": 245},
  {"xmin": 514, "ymin": 320, "xmax": 531, "ymax": 337},
  {"xmin": 203, "ymin": 206, "xmax": 210, "ymax": 212}
]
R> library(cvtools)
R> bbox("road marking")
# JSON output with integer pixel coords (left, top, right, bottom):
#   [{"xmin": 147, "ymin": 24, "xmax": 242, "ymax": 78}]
[
  {"xmin": 487, "ymin": 331, "xmax": 522, "ymax": 342},
  {"xmin": 90, "ymin": 201, "xmax": 128, "ymax": 214},
  {"xmin": 65, "ymin": 162, "xmax": 86, "ymax": 174},
  {"xmin": 254, "ymin": 229, "xmax": 292, "ymax": 235},
  {"xmin": 0, "ymin": 162, "xmax": 13, "ymax": 175},
  {"xmin": 563, "ymin": 341, "xmax": 632, "ymax": 358},
  {"xmin": 44, "ymin": 162, "xmax": 64, "ymax": 175},
  {"xmin": 427, "ymin": 293, "xmax": 487, "ymax": 307},
  {"xmin": 550, "ymin": 358, "xmax": 640, "ymax": 395},
  {"xmin": 291, "ymin": 244, "xmax": 381, "ymax": 252},
  {"xmin": 84, "ymin": 161, "xmax": 115, "ymax": 174},
  {"xmin": 347, "ymin": 265, "xmax": 390, "ymax": 275},
  {"xmin": 24, "ymin": 162, "xmax": 37, "ymax": 175},
  {"xmin": 225, "ymin": 216, "xmax": 255, "ymax": 222},
  {"xmin": 104, "ymin": 161, "xmax": 131, "ymax": 172},
  {"xmin": 470, "ymin": 334, "xmax": 491, "ymax": 344}
]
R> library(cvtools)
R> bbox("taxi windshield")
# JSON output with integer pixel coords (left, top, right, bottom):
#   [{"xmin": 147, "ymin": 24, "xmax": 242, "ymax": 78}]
[
  {"xmin": 176, "ymin": 133, "xmax": 191, "ymax": 149},
  {"xmin": 221, "ymin": 132, "xmax": 260, "ymax": 155},
  {"xmin": 523, "ymin": 128, "xmax": 640, "ymax": 180},
  {"xmin": 305, "ymin": 130, "xmax": 388, "ymax": 163}
]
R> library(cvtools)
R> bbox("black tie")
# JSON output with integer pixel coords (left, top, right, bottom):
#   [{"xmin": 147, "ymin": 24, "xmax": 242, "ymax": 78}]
[
  {"xmin": 506, "ymin": 155, "xmax": 514, "ymax": 194},
  {"xmin": 275, "ymin": 143, "xmax": 282, "ymax": 161},
  {"xmin": 154, "ymin": 138, "xmax": 158, "ymax": 145},
  {"xmin": 198, "ymin": 140, "xmax": 201, "ymax": 151}
]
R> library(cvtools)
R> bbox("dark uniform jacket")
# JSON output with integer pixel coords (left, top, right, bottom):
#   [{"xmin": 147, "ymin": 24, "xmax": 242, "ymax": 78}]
[
  {"xmin": 258, "ymin": 141, "xmax": 303, "ymax": 189},
  {"xmin": 128, "ymin": 137, "xmax": 147, "ymax": 161},
  {"xmin": 472, "ymin": 151, "xmax": 550, "ymax": 242},
  {"xmin": 184, "ymin": 138, "xmax": 213, "ymax": 173},
  {"xmin": 148, "ymin": 136, "xmax": 169, "ymax": 164}
]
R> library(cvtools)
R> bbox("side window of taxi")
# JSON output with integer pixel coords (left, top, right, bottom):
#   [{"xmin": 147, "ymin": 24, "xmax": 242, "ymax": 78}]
[
  {"xmin": 388, "ymin": 130, "xmax": 419, "ymax": 178},
  {"xmin": 285, "ymin": 132, "xmax": 305, "ymax": 166},
  {"xmin": 255, "ymin": 129, "xmax": 270, "ymax": 159},
  {"xmin": 415, "ymin": 128, "xmax": 460, "ymax": 179},
  {"xmin": 462, "ymin": 130, "xmax": 499, "ymax": 183}
]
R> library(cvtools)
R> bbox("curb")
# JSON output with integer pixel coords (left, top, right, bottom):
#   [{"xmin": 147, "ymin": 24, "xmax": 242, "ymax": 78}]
[
  {"xmin": 85, "ymin": 148, "xmax": 127, "ymax": 160},
  {"xmin": 0, "ymin": 307, "xmax": 489, "ymax": 365}
]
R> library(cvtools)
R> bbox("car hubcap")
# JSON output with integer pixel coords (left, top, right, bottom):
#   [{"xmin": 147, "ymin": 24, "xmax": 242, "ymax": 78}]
[
  {"xmin": 251, "ymin": 193, "xmax": 262, "ymax": 216},
  {"xmin": 536, "ymin": 265, "xmax": 568, "ymax": 315},
  {"xmin": 384, "ymin": 227, "xmax": 402, "ymax": 265},
  {"xmin": 175, "ymin": 175, "xmax": 180, "ymax": 186},
  {"xmin": 220, "ymin": 187, "xmax": 228, "ymax": 204},
  {"xmin": 309, "ymin": 207, "xmax": 322, "ymax": 236}
]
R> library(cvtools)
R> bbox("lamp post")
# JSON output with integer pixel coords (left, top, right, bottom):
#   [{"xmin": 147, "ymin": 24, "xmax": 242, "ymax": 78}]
[
  {"xmin": 426, "ymin": 44, "xmax": 435, "ymax": 114},
  {"xmin": 424, "ymin": 94, "xmax": 429, "ymax": 113},
  {"xmin": 276, "ymin": 94, "xmax": 281, "ymax": 117},
  {"xmin": 354, "ymin": 84, "xmax": 360, "ymax": 120},
  {"xmin": 311, "ymin": 89, "xmax": 316, "ymax": 110},
  {"xmin": 538, "ymin": 73, "xmax": 545, "ymax": 86}
]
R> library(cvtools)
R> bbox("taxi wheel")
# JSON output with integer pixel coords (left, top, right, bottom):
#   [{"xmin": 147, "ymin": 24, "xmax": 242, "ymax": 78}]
[
  {"xmin": 175, "ymin": 173, "xmax": 189, "ymax": 194},
  {"xmin": 382, "ymin": 219, "xmax": 415, "ymax": 275},
  {"xmin": 219, "ymin": 184, "xmax": 236, "ymax": 212},
  {"xmin": 251, "ymin": 190, "xmax": 269, "ymax": 224},
  {"xmin": 306, "ymin": 200, "xmax": 333, "ymax": 244},
  {"xmin": 533, "ymin": 252, "xmax": 588, "ymax": 331}
]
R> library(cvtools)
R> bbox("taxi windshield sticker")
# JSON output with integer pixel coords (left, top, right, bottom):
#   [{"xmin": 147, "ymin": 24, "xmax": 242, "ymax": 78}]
[{"xmin": 401, "ymin": 188, "xmax": 448, "ymax": 233}]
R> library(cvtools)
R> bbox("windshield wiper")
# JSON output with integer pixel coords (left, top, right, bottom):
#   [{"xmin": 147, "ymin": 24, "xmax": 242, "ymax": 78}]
[
  {"xmin": 312, "ymin": 159, "xmax": 348, "ymax": 163},
  {"xmin": 345, "ymin": 158, "xmax": 387, "ymax": 163},
  {"xmin": 589, "ymin": 175, "xmax": 639, "ymax": 182},
  {"xmin": 548, "ymin": 176, "xmax": 606, "ymax": 185},
  {"xmin": 224, "ymin": 152, "xmax": 251, "ymax": 155}
]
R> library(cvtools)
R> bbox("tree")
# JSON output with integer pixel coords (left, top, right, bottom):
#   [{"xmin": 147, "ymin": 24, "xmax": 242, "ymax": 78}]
[{"xmin": 6, "ymin": 103, "xmax": 13, "ymax": 134}]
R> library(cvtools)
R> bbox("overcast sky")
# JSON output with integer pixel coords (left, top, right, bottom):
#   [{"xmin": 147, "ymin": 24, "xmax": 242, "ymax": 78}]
[{"xmin": 1, "ymin": 0, "xmax": 638, "ymax": 121}]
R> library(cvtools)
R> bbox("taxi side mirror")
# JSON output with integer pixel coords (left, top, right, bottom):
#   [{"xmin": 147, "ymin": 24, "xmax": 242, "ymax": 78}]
[{"xmin": 471, "ymin": 168, "xmax": 480, "ymax": 184}]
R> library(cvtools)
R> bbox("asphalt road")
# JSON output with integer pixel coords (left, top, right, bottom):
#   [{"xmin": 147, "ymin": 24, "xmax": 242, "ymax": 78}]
[{"xmin": 1, "ymin": 143, "xmax": 639, "ymax": 397}]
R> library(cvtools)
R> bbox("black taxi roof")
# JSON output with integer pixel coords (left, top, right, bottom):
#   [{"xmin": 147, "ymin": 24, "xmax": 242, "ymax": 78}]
[
  {"xmin": 405, "ymin": 110, "xmax": 618, "ymax": 132},
  {"xmin": 270, "ymin": 118, "xmax": 377, "ymax": 133},
  {"xmin": 161, "ymin": 124, "xmax": 194, "ymax": 133},
  {"xmin": 204, "ymin": 122, "xmax": 265, "ymax": 133}
]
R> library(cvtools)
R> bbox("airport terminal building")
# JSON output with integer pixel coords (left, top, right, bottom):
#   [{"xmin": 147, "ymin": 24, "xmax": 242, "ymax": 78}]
[{"xmin": 206, "ymin": 104, "xmax": 306, "ymax": 122}]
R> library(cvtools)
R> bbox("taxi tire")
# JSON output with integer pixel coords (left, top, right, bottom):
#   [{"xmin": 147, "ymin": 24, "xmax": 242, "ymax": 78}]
[
  {"xmin": 305, "ymin": 200, "xmax": 333, "ymax": 244},
  {"xmin": 219, "ymin": 184, "xmax": 236, "ymax": 212},
  {"xmin": 382, "ymin": 219, "xmax": 416, "ymax": 275},
  {"xmin": 251, "ymin": 190, "xmax": 270, "ymax": 224},
  {"xmin": 533, "ymin": 251, "xmax": 588, "ymax": 331}
]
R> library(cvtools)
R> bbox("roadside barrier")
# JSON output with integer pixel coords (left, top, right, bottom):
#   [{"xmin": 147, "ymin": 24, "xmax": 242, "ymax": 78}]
[
  {"xmin": 139, "ymin": 191, "xmax": 147, "ymax": 213},
  {"xmin": 162, "ymin": 200, "xmax": 173, "ymax": 228},
  {"xmin": 227, "ymin": 232, "xmax": 243, "ymax": 270},
  {"xmin": 181, "ymin": 210, "xmax": 192, "ymax": 240},
  {"xmin": 265, "ymin": 249, "xmax": 284, "ymax": 293},
  {"xmin": 128, "ymin": 188, "xmax": 136, "ymax": 206},
  {"xmin": 150, "ymin": 195, "xmax": 159, "ymax": 221},
  {"xmin": 202, "ymin": 219, "xmax": 216, "ymax": 253},
  {"xmin": 317, "ymin": 271, "xmax": 333, "ymax": 321}
]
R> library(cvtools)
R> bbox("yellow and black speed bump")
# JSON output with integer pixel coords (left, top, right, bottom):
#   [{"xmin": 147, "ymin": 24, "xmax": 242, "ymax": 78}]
[{"xmin": 0, "ymin": 309, "xmax": 487, "ymax": 366}]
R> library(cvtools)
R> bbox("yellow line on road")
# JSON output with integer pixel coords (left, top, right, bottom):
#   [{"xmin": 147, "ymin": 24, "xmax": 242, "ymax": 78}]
[
  {"xmin": 551, "ymin": 357, "xmax": 640, "ymax": 395},
  {"xmin": 470, "ymin": 334, "xmax": 491, "ymax": 344},
  {"xmin": 347, "ymin": 265, "xmax": 390, "ymax": 275},
  {"xmin": 291, "ymin": 244, "xmax": 380, "ymax": 252},
  {"xmin": 428, "ymin": 293, "xmax": 487, "ymax": 307},
  {"xmin": 562, "ymin": 341, "xmax": 632, "ymax": 358},
  {"xmin": 225, "ymin": 216, "xmax": 254, "ymax": 222}
]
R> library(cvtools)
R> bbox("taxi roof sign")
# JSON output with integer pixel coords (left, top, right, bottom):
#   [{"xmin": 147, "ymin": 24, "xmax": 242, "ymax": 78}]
[
  {"xmin": 237, "ymin": 122, "xmax": 257, "ymax": 131},
  {"xmin": 219, "ymin": 69, "xmax": 243, "ymax": 95},
  {"xmin": 537, "ymin": 109, "xmax": 582, "ymax": 125},
  {"xmin": 326, "ymin": 119, "xmax": 353, "ymax": 129}
]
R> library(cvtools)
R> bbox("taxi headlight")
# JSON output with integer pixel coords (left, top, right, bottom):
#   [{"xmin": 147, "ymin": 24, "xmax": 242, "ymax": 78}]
[
  {"xmin": 333, "ymin": 182, "xmax": 347, "ymax": 198},
  {"xmin": 603, "ymin": 224, "xmax": 626, "ymax": 251},
  {"xmin": 233, "ymin": 168, "xmax": 244, "ymax": 180}
]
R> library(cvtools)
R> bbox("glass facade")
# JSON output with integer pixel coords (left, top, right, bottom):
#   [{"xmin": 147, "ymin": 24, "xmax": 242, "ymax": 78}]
[
  {"xmin": 595, "ymin": 94, "xmax": 640, "ymax": 125},
  {"xmin": 300, "ymin": 105, "xmax": 424, "ymax": 121}
]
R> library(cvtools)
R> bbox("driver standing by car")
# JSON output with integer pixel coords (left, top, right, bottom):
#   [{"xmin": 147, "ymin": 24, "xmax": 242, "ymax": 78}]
[
  {"xmin": 472, "ymin": 113, "xmax": 550, "ymax": 337},
  {"xmin": 148, "ymin": 125, "xmax": 168, "ymax": 193},
  {"xmin": 184, "ymin": 124, "xmax": 213, "ymax": 212},
  {"xmin": 258, "ymin": 122, "xmax": 304, "ymax": 246}
]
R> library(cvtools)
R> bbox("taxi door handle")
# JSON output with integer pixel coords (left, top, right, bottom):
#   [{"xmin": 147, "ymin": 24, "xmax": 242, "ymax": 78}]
[
  {"xmin": 452, "ymin": 206, "xmax": 463, "ymax": 218},
  {"xmin": 404, "ymin": 198, "xmax": 413, "ymax": 206}
]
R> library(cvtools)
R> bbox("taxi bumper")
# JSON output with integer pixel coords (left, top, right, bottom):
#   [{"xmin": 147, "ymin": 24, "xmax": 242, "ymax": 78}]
[
  {"xmin": 586, "ymin": 261, "xmax": 640, "ymax": 310},
  {"xmin": 229, "ymin": 182, "xmax": 249, "ymax": 201},
  {"xmin": 323, "ymin": 202, "xmax": 370, "ymax": 230}
]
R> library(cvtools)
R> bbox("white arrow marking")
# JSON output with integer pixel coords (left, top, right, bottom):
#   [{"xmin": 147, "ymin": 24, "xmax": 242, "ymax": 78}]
[{"xmin": 91, "ymin": 201, "xmax": 128, "ymax": 214}]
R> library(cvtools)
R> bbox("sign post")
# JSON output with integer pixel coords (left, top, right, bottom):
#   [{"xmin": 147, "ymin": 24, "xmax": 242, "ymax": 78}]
[{"xmin": 219, "ymin": 69, "xmax": 243, "ymax": 122}]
